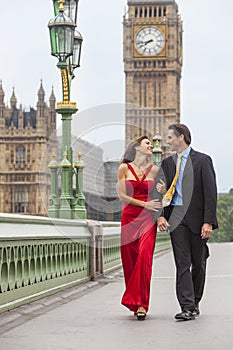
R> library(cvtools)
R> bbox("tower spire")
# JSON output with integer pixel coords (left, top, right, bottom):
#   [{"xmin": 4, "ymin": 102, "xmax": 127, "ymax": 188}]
[
  {"xmin": 37, "ymin": 79, "xmax": 45, "ymax": 104},
  {"xmin": 49, "ymin": 86, "xmax": 56, "ymax": 108},
  {"xmin": 0, "ymin": 80, "xmax": 5, "ymax": 105},
  {"xmin": 10, "ymin": 87, "xmax": 17, "ymax": 108}
]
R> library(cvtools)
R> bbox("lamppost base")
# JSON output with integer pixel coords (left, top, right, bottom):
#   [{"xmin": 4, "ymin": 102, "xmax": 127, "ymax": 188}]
[
  {"xmin": 73, "ymin": 208, "xmax": 87, "ymax": 220},
  {"xmin": 48, "ymin": 208, "xmax": 59, "ymax": 218},
  {"xmin": 59, "ymin": 195, "xmax": 73, "ymax": 219},
  {"xmin": 59, "ymin": 208, "xmax": 73, "ymax": 220}
]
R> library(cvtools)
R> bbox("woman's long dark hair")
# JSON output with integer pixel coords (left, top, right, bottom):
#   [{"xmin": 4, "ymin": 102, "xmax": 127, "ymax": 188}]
[{"xmin": 121, "ymin": 135, "xmax": 149, "ymax": 164}]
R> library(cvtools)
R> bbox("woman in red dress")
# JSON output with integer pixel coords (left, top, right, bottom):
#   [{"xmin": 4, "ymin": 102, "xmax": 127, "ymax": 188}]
[{"xmin": 118, "ymin": 135, "xmax": 163, "ymax": 321}]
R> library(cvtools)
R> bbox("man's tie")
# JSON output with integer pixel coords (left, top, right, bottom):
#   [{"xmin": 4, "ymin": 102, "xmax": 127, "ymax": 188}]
[{"xmin": 162, "ymin": 153, "xmax": 182, "ymax": 207}]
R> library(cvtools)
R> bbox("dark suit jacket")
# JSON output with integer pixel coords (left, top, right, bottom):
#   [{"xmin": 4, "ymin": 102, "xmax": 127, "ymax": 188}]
[{"xmin": 157, "ymin": 148, "xmax": 218, "ymax": 234}]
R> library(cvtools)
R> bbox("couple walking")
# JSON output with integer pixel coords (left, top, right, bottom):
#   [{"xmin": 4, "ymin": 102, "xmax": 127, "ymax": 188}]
[{"xmin": 118, "ymin": 124, "xmax": 218, "ymax": 321}]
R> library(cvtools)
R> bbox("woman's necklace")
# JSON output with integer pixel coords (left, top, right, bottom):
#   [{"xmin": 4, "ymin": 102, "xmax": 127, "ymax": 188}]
[{"xmin": 132, "ymin": 161, "xmax": 147, "ymax": 175}]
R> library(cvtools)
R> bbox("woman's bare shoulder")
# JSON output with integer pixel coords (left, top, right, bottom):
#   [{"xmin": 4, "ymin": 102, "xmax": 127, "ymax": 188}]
[
  {"xmin": 118, "ymin": 163, "xmax": 129, "ymax": 174},
  {"xmin": 119, "ymin": 163, "xmax": 128, "ymax": 170}
]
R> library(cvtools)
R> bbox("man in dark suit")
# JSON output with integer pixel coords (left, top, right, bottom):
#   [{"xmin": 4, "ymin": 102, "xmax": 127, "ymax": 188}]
[{"xmin": 157, "ymin": 124, "xmax": 218, "ymax": 321}]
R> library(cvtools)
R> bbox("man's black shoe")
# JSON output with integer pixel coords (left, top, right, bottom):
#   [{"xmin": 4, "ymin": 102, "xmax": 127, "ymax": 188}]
[
  {"xmin": 175, "ymin": 310, "xmax": 195, "ymax": 321},
  {"xmin": 192, "ymin": 306, "xmax": 200, "ymax": 316}
]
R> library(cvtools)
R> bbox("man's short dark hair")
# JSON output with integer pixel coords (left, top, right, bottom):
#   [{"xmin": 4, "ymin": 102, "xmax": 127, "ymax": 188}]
[{"xmin": 168, "ymin": 124, "xmax": 191, "ymax": 145}]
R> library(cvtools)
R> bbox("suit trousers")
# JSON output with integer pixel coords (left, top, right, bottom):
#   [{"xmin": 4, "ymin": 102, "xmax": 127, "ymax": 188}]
[{"xmin": 169, "ymin": 206, "xmax": 209, "ymax": 311}]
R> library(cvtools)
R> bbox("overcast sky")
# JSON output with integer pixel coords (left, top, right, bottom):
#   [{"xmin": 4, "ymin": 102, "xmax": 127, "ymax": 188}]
[{"xmin": 0, "ymin": 0, "xmax": 232, "ymax": 192}]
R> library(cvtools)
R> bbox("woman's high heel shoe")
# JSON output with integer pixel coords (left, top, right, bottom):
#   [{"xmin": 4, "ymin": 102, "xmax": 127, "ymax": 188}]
[{"xmin": 136, "ymin": 311, "xmax": 146, "ymax": 321}]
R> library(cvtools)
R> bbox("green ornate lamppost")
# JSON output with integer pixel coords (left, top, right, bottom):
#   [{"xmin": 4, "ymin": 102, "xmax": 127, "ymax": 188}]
[
  {"xmin": 152, "ymin": 132, "xmax": 163, "ymax": 166},
  {"xmin": 47, "ymin": 0, "xmax": 86, "ymax": 219}
]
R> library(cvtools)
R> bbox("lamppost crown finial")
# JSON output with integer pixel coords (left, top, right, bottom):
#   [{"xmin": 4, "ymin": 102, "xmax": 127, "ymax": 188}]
[{"xmin": 58, "ymin": 0, "xmax": 64, "ymax": 12}]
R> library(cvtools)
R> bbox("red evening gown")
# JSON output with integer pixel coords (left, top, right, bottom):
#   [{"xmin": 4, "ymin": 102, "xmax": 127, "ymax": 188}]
[{"xmin": 121, "ymin": 163, "xmax": 157, "ymax": 313}]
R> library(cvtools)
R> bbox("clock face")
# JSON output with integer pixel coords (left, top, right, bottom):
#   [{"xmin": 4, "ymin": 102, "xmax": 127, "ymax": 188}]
[{"xmin": 135, "ymin": 27, "xmax": 165, "ymax": 56}]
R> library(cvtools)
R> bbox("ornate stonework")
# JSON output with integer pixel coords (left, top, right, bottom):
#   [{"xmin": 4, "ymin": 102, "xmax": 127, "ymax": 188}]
[
  {"xmin": 124, "ymin": 0, "xmax": 183, "ymax": 154},
  {"xmin": 0, "ymin": 82, "xmax": 57, "ymax": 215}
]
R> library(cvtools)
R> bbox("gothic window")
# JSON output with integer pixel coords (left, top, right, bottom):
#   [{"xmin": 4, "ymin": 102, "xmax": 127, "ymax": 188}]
[
  {"xmin": 27, "ymin": 146, "xmax": 30, "ymax": 164},
  {"xmin": 158, "ymin": 82, "xmax": 162, "ymax": 107},
  {"xmin": 13, "ymin": 187, "xmax": 29, "ymax": 213},
  {"xmin": 144, "ymin": 82, "xmax": 147, "ymax": 107},
  {"xmin": 10, "ymin": 149, "xmax": 14, "ymax": 164},
  {"xmin": 159, "ymin": 7, "xmax": 162, "ymax": 17},
  {"xmin": 149, "ymin": 7, "xmax": 152, "ymax": 17},
  {"xmin": 163, "ymin": 7, "xmax": 167, "ymax": 17},
  {"xmin": 139, "ymin": 7, "xmax": 143, "ymax": 17},
  {"xmin": 16, "ymin": 145, "xmax": 26, "ymax": 168},
  {"xmin": 154, "ymin": 83, "xmax": 157, "ymax": 108},
  {"xmin": 139, "ymin": 82, "xmax": 142, "ymax": 106},
  {"xmin": 135, "ymin": 7, "xmax": 138, "ymax": 17},
  {"xmin": 154, "ymin": 7, "xmax": 157, "ymax": 17}
]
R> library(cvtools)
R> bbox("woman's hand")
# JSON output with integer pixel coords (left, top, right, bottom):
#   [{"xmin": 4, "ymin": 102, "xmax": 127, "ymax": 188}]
[
  {"xmin": 156, "ymin": 179, "xmax": 166, "ymax": 194},
  {"xmin": 144, "ymin": 199, "xmax": 162, "ymax": 212},
  {"xmin": 157, "ymin": 216, "xmax": 170, "ymax": 231}
]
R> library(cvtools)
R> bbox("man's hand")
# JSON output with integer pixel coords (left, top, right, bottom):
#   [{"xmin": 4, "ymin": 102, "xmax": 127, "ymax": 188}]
[
  {"xmin": 157, "ymin": 216, "xmax": 170, "ymax": 231},
  {"xmin": 201, "ymin": 223, "xmax": 212, "ymax": 239},
  {"xmin": 156, "ymin": 179, "xmax": 166, "ymax": 194}
]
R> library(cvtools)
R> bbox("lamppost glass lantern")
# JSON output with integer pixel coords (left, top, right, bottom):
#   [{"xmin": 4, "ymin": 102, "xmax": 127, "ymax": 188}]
[
  {"xmin": 48, "ymin": 9, "xmax": 76, "ymax": 62},
  {"xmin": 52, "ymin": 0, "xmax": 59, "ymax": 15},
  {"xmin": 71, "ymin": 30, "xmax": 83, "ymax": 69},
  {"xmin": 64, "ymin": 0, "xmax": 79, "ymax": 23},
  {"xmin": 52, "ymin": 0, "xmax": 79, "ymax": 23},
  {"xmin": 152, "ymin": 133, "xmax": 163, "ymax": 166}
]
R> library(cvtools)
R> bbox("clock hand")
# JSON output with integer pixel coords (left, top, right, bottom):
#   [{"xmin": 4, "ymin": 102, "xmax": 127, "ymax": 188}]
[
  {"xmin": 144, "ymin": 39, "xmax": 153, "ymax": 45},
  {"xmin": 137, "ymin": 39, "xmax": 154, "ymax": 47}
]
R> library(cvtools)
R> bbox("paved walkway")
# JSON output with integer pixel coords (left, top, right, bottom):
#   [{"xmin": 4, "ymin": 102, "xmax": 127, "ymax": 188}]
[{"xmin": 0, "ymin": 243, "xmax": 233, "ymax": 350}]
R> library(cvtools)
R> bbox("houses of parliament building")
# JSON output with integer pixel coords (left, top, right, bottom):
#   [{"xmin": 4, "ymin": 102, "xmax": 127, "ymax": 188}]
[
  {"xmin": 0, "ymin": 0, "xmax": 182, "ymax": 219},
  {"xmin": 0, "ymin": 82, "xmax": 57, "ymax": 216}
]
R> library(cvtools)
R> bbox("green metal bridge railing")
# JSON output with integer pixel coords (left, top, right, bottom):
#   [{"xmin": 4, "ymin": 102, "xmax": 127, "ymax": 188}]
[{"xmin": 0, "ymin": 214, "xmax": 171, "ymax": 313}]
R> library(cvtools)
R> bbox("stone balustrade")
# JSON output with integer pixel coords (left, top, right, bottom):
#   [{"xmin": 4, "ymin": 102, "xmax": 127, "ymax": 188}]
[{"xmin": 0, "ymin": 214, "xmax": 171, "ymax": 313}]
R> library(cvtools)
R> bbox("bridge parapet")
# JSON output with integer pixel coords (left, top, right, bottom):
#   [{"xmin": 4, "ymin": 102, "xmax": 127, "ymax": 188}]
[
  {"xmin": 0, "ymin": 214, "xmax": 170, "ymax": 313},
  {"xmin": 0, "ymin": 214, "xmax": 90, "ymax": 313}
]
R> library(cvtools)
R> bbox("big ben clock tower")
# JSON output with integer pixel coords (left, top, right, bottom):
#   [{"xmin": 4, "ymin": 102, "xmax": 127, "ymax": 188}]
[{"xmin": 123, "ymin": 0, "xmax": 183, "ymax": 153}]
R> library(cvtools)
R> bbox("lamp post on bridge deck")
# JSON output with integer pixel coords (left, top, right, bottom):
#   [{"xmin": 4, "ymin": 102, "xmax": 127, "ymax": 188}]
[{"xmin": 47, "ymin": 0, "xmax": 86, "ymax": 219}]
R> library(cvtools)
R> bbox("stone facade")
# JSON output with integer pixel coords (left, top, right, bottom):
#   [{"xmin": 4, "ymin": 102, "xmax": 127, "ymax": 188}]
[
  {"xmin": 0, "ymin": 81, "xmax": 57, "ymax": 216},
  {"xmin": 124, "ymin": 0, "xmax": 182, "ymax": 155}
]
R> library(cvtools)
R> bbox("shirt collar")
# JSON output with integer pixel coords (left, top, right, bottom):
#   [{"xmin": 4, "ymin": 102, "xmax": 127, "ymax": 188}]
[{"xmin": 179, "ymin": 146, "xmax": 191, "ymax": 159}]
